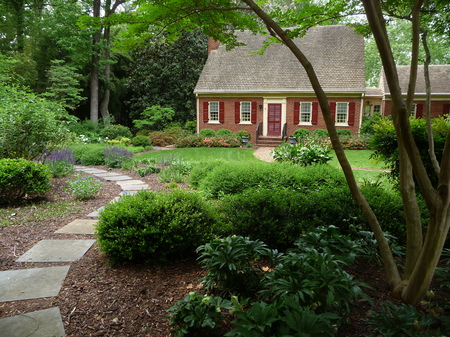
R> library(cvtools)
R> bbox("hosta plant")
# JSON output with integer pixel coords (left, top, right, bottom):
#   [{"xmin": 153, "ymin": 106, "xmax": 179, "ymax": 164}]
[
  {"xmin": 270, "ymin": 142, "xmax": 331, "ymax": 166},
  {"xmin": 65, "ymin": 174, "xmax": 103, "ymax": 200}
]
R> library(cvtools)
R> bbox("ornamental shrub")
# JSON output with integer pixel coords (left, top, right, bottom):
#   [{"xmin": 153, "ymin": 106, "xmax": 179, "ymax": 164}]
[
  {"xmin": 313, "ymin": 128, "xmax": 328, "ymax": 137},
  {"xmin": 100, "ymin": 124, "xmax": 133, "ymax": 140},
  {"xmin": 131, "ymin": 135, "xmax": 152, "ymax": 147},
  {"xmin": 70, "ymin": 144, "xmax": 107, "ymax": 165},
  {"xmin": 148, "ymin": 131, "xmax": 177, "ymax": 146},
  {"xmin": 199, "ymin": 128, "xmax": 216, "ymax": 137},
  {"xmin": 337, "ymin": 129, "xmax": 352, "ymax": 137},
  {"xmin": 216, "ymin": 128, "xmax": 233, "ymax": 136},
  {"xmin": 271, "ymin": 142, "xmax": 332, "ymax": 166},
  {"xmin": 103, "ymin": 146, "xmax": 133, "ymax": 168},
  {"xmin": 293, "ymin": 128, "xmax": 311, "ymax": 139},
  {"xmin": 175, "ymin": 135, "xmax": 204, "ymax": 148},
  {"xmin": 0, "ymin": 86, "xmax": 76, "ymax": 160},
  {"xmin": 189, "ymin": 160, "xmax": 228, "ymax": 188},
  {"xmin": 0, "ymin": 158, "xmax": 51, "ymax": 204},
  {"xmin": 43, "ymin": 148, "xmax": 76, "ymax": 177},
  {"xmin": 65, "ymin": 174, "xmax": 103, "ymax": 200},
  {"xmin": 96, "ymin": 190, "xmax": 218, "ymax": 264}
]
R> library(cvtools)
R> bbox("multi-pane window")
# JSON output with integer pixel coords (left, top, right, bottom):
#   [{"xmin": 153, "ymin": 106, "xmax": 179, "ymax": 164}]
[
  {"xmin": 336, "ymin": 102, "xmax": 348, "ymax": 124},
  {"xmin": 300, "ymin": 102, "xmax": 312, "ymax": 123},
  {"xmin": 209, "ymin": 102, "xmax": 219, "ymax": 122},
  {"xmin": 410, "ymin": 104, "xmax": 417, "ymax": 117},
  {"xmin": 241, "ymin": 102, "xmax": 251, "ymax": 122},
  {"xmin": 373, "ymin": 105, "xmax": 381, "ymax": 114}
]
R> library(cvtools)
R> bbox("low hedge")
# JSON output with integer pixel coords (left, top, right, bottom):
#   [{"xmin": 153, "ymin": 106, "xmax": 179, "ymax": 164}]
[
  {"xmin": 96, "ymin": 190, "xmax": 219, "ymax": 264},
  {"xmin": 0, "ymin": 158, "xmax": 51, "ymax": 204},
  {"xmin": 70, "ymin": 144, "xmax": 107, "ymax": 165}
]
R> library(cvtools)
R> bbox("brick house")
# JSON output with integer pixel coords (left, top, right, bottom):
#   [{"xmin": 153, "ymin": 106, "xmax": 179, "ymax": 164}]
[
  {"xmin": 366, "ymin": 65, "xmax": 450, "ymax": 118},
  {"xmin": 194, "ymin": 25, "xmax": 366, "ymax": 145}
]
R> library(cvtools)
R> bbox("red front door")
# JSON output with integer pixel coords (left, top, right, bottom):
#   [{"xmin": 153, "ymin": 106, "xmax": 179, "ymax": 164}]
[{"xmin": 268, "ymin": 103, "xmax": 282, "ymax": 136}]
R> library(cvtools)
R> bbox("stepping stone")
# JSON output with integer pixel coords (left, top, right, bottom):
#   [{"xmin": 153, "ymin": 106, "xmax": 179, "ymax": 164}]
[
  {"xmin": 0, "ymin": 307, "xmax": 65, "ymax": 337},
  {"xmin": 93, "ymin": 172, "xmax": 122, "ymax": 178},
  {"xmin": 104, "ymin": 175, "xmax": 133, "ymax": 181},
  {"xmin": 0, "ymin": 266, "xmax": 70, "ymax": 302},
  {"xmin": 77, "ymin": 168, "xmax": 108, "ymax": 174},
  {"xmin": 120, "ymin": 191, "xmax": 139, "ymax": 196},
  {"xmin": 16, "ymin": 240, "xmax": 96, "ymax": 263},
  {"xmin": 55, "ymin": 219, "xmax": 98, "ymax": 235},
  {"xmin": 87, "ymin": 207, "xmax": 104, "ymax": 218},
  {"xmin": 121, "ymin": 184, "xmax": 148, "ymax": 191},
  {"xmin": 116, "ymin": 179, "xmax": 146, "ymax": 186}
]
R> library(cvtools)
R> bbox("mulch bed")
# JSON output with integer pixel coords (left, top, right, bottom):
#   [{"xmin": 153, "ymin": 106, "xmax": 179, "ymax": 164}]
[{"xmin": 0, "ymin": 163, "xmax": 449, "ymax": 336}]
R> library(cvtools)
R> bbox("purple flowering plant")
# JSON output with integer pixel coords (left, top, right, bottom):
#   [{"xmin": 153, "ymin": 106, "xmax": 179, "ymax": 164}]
[
  {"xmin": 104, "ymin": 146, "xmax": 133, "ymax": 168},
  {"xmin": 43, "ymin": 148, "xmax": 76, "ymax": 177}
]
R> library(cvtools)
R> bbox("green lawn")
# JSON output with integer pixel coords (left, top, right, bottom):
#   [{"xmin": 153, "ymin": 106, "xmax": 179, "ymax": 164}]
[{"xmin": 134, "ymin": 147, "xmax": 261, "ymax": 163}]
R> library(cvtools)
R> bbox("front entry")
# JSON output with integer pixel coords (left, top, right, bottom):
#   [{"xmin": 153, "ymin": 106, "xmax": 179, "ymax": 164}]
[{"xmin": 267, "ymin": 103, "xmax": 282, "ymax": 136}]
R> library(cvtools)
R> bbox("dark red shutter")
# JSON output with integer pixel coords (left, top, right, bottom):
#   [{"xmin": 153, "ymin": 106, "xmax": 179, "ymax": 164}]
[
  {"xmin": 219, "ymin": 102, "xmax": 225, "ymax": 123},
  {"xmin": 415, "ymin": 103, "xmax": 423, "ymax": 118},
  {"xmin": 293, "ymin": 102, "xmax": 300, "ymax": 124},
  {"xmin": 235, "ymin": 102, "xmax": 240, "ymax": 123},
  {"xmin": 251, "ymin": 102, "xmax": 257, "ymax": 123},
  {"xmin": 203, "ymin": 102, "xmax": 209, "ymax": 122},
  {"xmin": 330, "ymin": 102, "xmax": 336, "ymax": 123},
  {"xmin": 312, "ymin": 102, "xmax": 319, "ymax": 125},
  {"xmin": 348, "ymin": 102, "xmax": 356, "ymax": 125},
  {"xmin": 444, "ymin": 103, "xmax": 450, "ymax": 116}
]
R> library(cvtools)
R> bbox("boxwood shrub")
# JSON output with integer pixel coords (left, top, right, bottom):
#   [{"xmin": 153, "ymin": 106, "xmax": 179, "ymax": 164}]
[
  {"xmin": 0, "ymin": 158, "xmax": 51, "ymax": 204},
  {"xmin": 70, "ymin": 144, "xmax": 107, "ymax": 165},
  {"xmin": 96, "ymin": 190, "xmax": 219, "ymax": 265}
]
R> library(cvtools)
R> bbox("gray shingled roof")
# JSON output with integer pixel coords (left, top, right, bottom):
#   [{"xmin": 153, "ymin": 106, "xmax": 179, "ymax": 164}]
[
  {"xmin": 194, "ymin": 25, "xmax": 366, "ymax": 94},
  {"xmin": 381, "ymin": 65, "xmax": 450, "ymax": 95}
]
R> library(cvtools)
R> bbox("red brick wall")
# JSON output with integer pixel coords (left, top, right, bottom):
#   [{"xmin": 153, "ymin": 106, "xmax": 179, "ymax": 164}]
[
  {"xmin": 198, "ymin": 96, "xmax": 362, "ymax": 139},
  {"xmin": 383, "ymin": 100, "xmax": 450, "ymax": 118}
]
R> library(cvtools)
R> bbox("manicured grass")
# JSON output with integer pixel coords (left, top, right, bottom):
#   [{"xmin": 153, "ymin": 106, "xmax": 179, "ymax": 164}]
[
  {"xmin": 328, "ymin": 150, "xmax": 386, "ymax": 170},
  {"xmin": 134, "ymin": 147, "xmax": 261, "ymax": 163}
]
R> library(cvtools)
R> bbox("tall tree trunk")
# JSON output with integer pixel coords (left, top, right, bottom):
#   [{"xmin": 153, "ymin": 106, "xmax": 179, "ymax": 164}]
[
  {"xmin": 100, "ymin": 25, "xmax": 111, "ymax": 124},
  {"xmin": 90, "ymin": 0, "xmax": 101, "ymax": 124},
  {"xmin": 363, "ymin": 0, "xmax": 450, "ymax": 304}
]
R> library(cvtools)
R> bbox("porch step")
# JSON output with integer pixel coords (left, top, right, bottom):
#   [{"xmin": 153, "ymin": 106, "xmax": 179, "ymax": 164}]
[{"xmin": 256, "ymin": 136, "xmax": 284, "ymax": 147}]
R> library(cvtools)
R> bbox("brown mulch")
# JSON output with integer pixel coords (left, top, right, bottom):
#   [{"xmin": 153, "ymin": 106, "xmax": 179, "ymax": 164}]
[{"xmin": 0, "ymin": 162, "xmax": 449, "ymax": 336}]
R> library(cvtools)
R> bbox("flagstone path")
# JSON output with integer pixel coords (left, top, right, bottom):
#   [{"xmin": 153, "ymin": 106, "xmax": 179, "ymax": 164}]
[{"xmin": 0, "ymin": 166, "xmax": 148, "ymax": 337}]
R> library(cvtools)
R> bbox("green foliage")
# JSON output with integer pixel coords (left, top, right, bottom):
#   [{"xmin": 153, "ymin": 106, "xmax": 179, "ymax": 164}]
[
  {"xmin": 188, "ymin": 160, "xmax": 228, "ymax": 188},
  {"xmin": 158, "ymin": 162, "xmax": 192, "ymax": 183},
  {"xmin": 41, "ymin": 60, "xmax": 86, "ymax": 111},
  {"xmin": 133, "ymin": 105, "xmax": 176, "ymax": 131},
  {"xmin": 337, "ymin": 129, "xmax": 352, "ymax": 137},
  {"xmin": 197, "ymin": 162, "xmax": 346, "ymax": 198},
  {"xmin": 0, "ymin": 158, "xmax": 51, "ymax": 204},
  {"xmin": 135, "ymin": 165, "xmax": 161, "ymax": 177},
  {"xmin": 43, "ymin": 148, "xmax": 76, "ymax": 178},
  {"xmin": 226, "ymin": 297, "xmax": 339, "ymax": 337},
  {"xmin": 197, "ymin": 236, "xmax": 276, "ymax": 296},
  {"xmin": 0, "ymin": 86, "xmax": 75, "ymax": 160},
  {"xmin": 367, "ymin": 301, "xmax": 436, "ymax": 337},
  {"xmin": 360, "ymin": 113, "xmax": 383, "ymax": 135},
  {"xmin": 65, "ymin": 174, "xmax": 103, "ymax": 201},
  {"xmin": 175, "ymin": 135, "xmax": 204, "ymax": 148},
  {"xmin": 148, "ymin": 131, "xmax": 177, "ymax": 146},
  {"xmin": 199, "ymin": 128, "xmax": 216, "ymax": 137},
  {"xmin": 201, "ymin": 136, "xmax": 241, "ymax": 148},
  {"xmin": 217, "ymin": 128, "xmax": 233, "ymax": 136},
  {"xmin": 235, "ymin": 130, "xmax": 252, "ymax": 141},
  {"xmin": 313, "ymin": 129, "xmax": 329, "ymax": 137},
  {"xmin": 126, "ymin": 30, "xmax": 208, "ymax": 124},
  {"xmin": 294, "ymin": 128, "xmax": 311, "ymax": 139},
  {"xmin": 370, "ymin": 116, "xmax": 450, "ymax": 186},
  {"xmin": 69, "ymin": 144, "xmax": 107, "ymax": 166},
  {"xmin": 100, "ymin": 124, "xmax": 133, "ymax": 140},
  {"xmin": 259, "ymin": 249, "xmax": 369, "ymax": 318},
  {"xmin": 168, "ymin": 292, "xmax": 233, "ymax": 337},
  {"xmin": 184, "ymin": 120, "xmax": 197, "ymax": 133},
  {"xmin": 338, "ymin": 135, "xmax": 371, "ymax": 150},
  {"xmin": 96, "ymin": 190, "xmax": 218, "ymax": 264},
  {"xmin": 103, "ymin": 147, "xmax": 133, "ymax": 169},
  {"xmin": 271, "ymin": 143, "xmax": 332, "ymax": 166}
]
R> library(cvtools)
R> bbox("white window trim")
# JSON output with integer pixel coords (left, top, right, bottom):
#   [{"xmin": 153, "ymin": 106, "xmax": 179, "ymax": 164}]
[
  {"xmin": 335, "ymin": 102, "xmax": 349, "ymax": 126},
  {"xmin": 240, "ymin": 101, "xmax": 252, "ymax": 124},
  {"xmin": 299, "ymin": 102, "xmax": 313, "ymax": 126},
  {"xmin": 410, "ymin": 104, "xmax": 417, "ymax": 117},
  {"xmin": 208, "ymin": 101, "xmax": 219, "ymax": 123}
]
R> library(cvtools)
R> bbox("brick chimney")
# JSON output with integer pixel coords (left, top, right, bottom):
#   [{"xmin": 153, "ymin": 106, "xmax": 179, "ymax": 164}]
[{"xmin": 207, "ymin": 36, "xmax": 220, "ymax": 55}]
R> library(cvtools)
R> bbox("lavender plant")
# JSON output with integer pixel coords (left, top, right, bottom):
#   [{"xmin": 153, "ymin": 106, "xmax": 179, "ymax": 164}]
[
  {"xmin": 44, "ymin": 148, "xmax": 76, "ymax": 177},
  {"xmin": 65, "ymin": 174, "xmax": 103, "ymax": 200},
  {"xmin": 104, "ymin": 146, "xmax": 133, "ymax": 168}
]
